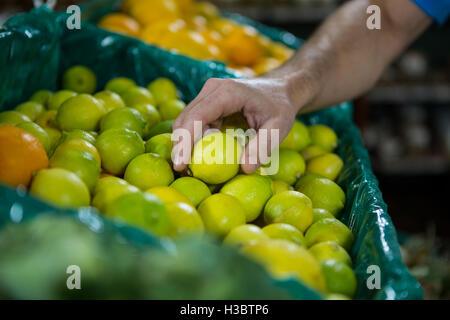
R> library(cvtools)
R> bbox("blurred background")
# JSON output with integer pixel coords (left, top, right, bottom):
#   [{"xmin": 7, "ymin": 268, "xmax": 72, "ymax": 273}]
[{"xmin": 1, "ymin": 0, "xmax": 449, "ymax": 299}]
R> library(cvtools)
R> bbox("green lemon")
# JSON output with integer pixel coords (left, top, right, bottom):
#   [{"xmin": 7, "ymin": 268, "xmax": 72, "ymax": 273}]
[
  {"xmin": 145, "ymin": 186, "xmax": 193, "ymax": 207},
  {"xmin": 105, "ymin": 77, "xmax": 136, "ymax": 95},
  {"xmin": 56, "ymin": 94, "xmax": 105, "ymax": 131},
  {"xmin": 94, "ymin": 90, "xmax": 125, "ymax": 113},
  {"xmin": 241, "ymin": 239, "xmax": 326, "ymax": 292},
  {"xmin": 159, "ymin": 99, "xmax": 186, "ymax": 121},
  {"xmin": 30, "ymin": 90, "xmax": 53, "ymax": 107},
  {"xmin": 261, "ymin": 149, "xmax": 305, "ymax": 185},
  {"xmin": 263, "ymin": 190, "xmax": 313, "ymax": 233},
  {"xmin": 62, "ymin": 65, "xmax": 97, "ymax": 94},
  {"xmin": 30, "ymin": 168, "xmax": 90, "ymax": 208},
  {"xmin": 15, "ymin": 101, "xmax": 44, "ymax": 121},
  {"xmin": 305, "ymin": 218, "xmax": 354, "ymax": 251},
  {"xmin": 105, "ymin": 192, "xmax": 170, "ymax": 236},
  {"xmin": 295, "ymin": 176, "xmax": 346, "ymax": 216},
  {"xmin": 170, "ymin": 177, "xmax": 211, "ymax": 207},
  {"xmin": 223, "ymin": 224, "xmax": 269, "ymax": 247},
  {"xmin": 16, "ymin": 122, "xmax": 51, "ymax": 154},
  {"xmin": 166, "ymin": 202, "xmax": 204, "ymax": 238},
  {"xmin": 35, "ymin": 110, "xmax": 58, "ymax": 128},
  {"xmin": 92, "ymin": 180, "xmax": 139, "ymax": 213},
  {"xmin": 301, "ymin": 145, "xmax": 328, "ymax": 161},
  {"xmin": 43, "ymin": 127, "xmax": 62, "ymax": 155},
  {"xmin": 55, "ymin": 138, "xmax": 101, "ymax": 167},
  {"xmin": 121, "ymin": 86, "xmax": 155, "ymax": 107},
  {"xmin": 309, "ymin": 241, "xmax": 352, "ymax": 266},
  {"xmin": 197, "ymin": 193, "xmax": 246, "ymax": 237},
  {"xmin": 147, "ymin": 77, "xmax": 178, "ymax": 105},
  {"xmin": 47, "ymin": 90, "xmax": 77, "ymax": 110},
  {"xmin": 294, "ymin": 173, "xmax": 324, "ymax": 190},
  {"xmin": 312, "ymin": 208, "xmax": 334, "ymax": 223},
  {"xmin": 100, "ymin": 107, "xmax": 145, "ymax": 136},
  {"xmin": 0, "ymin": 111, "xmax": 31, "ymax": 126},
  {"xmin": 124, "ymin": 153, "xmax": 174, "ymax": 190},
  {"xmin": 320, "ymin": 259, "xmax": 357, "ymax": 298},
  {"xmin": 50, "ymin": 149, "xmax": 100, "ymax": 193},
  {"xmin": 145, "ymin": 133, "xmax": 173, "ymax": 161},
  {"xmin": 262, "ymin": 223, "xmax": 306, "ymax": 247},
  {"xmin": 96, "ymin": 128, "xmax": 145, "ymax": 175},
  {"xmin": 94, "ymin": 176, "xmax": 130, "ymax": 195},
  {"xmin": 189, "ymin": 131, "xmax": 243, "ymax": 184},
  {"xmin": 220, "ymin": 174, "xmax": 273, "ymax": 222},
  {"xmin": 279, "ymin": 120, "xmax": 311, "ymax": 151},
  {"xmin": 131, "ymin": 103, "xmax": 161, "ymax": 129},
  {"xmin": 145, "ymin": 120, "xmax": 173, "ymax": 139},
  {"xmin": 308, "ymin": 124, "xmax": 338, "ymax": 152},
  {"xmin": 58, "ymin": 129, "xmax": 96, "ymax": 146},
  {"xmin": 271, "ymin": 180, "xmax": 293, "ymax": 195},
  {"xmin": 306, "ymin": 153, "xmax": 344, "ymax": 181}
]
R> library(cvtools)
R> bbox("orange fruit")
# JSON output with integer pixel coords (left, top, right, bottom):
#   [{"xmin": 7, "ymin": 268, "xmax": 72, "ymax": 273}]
[
  {"xmin": 129, "ymin": 0, "xmax": 180, "ymax": 26},
  {"xmin": 98, "ymin": 13, "xmax": 141, "ymax": 37},
  {"xmin": 0, "ymin": 126, "xmax": 48, "ymax": 187},
  {"xmin": 224, "ymin": 26, "xmax": 263, "ymax": 67}
]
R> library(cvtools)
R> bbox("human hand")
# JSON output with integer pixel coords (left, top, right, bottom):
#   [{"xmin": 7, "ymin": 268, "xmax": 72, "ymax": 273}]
[{"xmin": 172, "ymin": 77, "xmax": 305, "ymax": 174}]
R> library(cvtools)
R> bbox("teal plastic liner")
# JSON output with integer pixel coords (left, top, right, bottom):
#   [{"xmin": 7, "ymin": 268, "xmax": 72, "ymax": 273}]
[{"xmin": 0, "ymin": 6, "xmax": 423, "ymax": 299}]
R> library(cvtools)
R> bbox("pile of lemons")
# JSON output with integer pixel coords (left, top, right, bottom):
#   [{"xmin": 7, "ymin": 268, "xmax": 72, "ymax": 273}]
[
  {"xmin": 0, "ymin": 65, "xmax": 356, "ymax": 299},
  {"xmin": 97, "ymin": 0, "xmax": 294, "ymax": 76}
]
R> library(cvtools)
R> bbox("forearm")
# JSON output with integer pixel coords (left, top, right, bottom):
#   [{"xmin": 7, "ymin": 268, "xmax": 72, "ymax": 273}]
[{"xmin": 266, "ymin": 0, "xmax": 431, "ymax": 112}]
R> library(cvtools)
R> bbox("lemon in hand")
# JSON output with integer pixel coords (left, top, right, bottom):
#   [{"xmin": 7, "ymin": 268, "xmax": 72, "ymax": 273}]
[
  {"xmin": 170, "ymin": 176, "xmax": 211, "ymax": 207},
  {"xmin": 241, "ymin": 239, "xmax": 326, "ymax": 292},
  {"xmin": 264, "ymin": 190, "xmax": 313, "ymax": 233},
  {"xmin": 305, "ymin": 218, "xmax": 354, "ymax": 251},
  {"xmin": 223, "ymin": 224, "xmax": 269, "ymax": 247},
  {"xmin": 306, "ymin": 153, "xmax": 343, "ymax": 181},
  {"xmin": 220, "ymin": 174, "xmax": 273, "ymax": 222},
  {"xmin": 197, "ymin": 193, "xmax": 246, "ymax": 237},
  {"xmin": 189, "ymin": 131, "xmax": 242, "ymax": 184}
]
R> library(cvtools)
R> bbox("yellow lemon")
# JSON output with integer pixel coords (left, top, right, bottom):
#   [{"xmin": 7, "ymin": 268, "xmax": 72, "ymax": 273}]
[
  {"xmin": 320, "ymin": 259, "xmax": 357, "ymax": 298},
  {"xmin": 166, "ymin": 202, "xmax": 204, "ymax": 237},
  {"xmin": 308, "ymin": 124, "xmax": 338, "ymax": 152},
  {"xmin": 223, "ymin": 224, "xmax": 269, "ymax": 247},
  {"xmin": 220, "ymin": 174, "xmax": 273, "ymax": 222},
  {"xmin": 189, "ymin": 131, "xmax": 242, "ymax": 184},
  {"xmin": 300, "ymin": 145, "xmax": 327, "ymax": 161},
  {"xmin": 309, "ymin": 241, "xmax": 352, "ymax": 267},
  {"xmin": 241, "ymin": 239, "xmax": 326, "ymax": 292},
  {"xmin": 279, "ymin": 120, "xmax": 311, "ymax": 152},
  {"xmin": 305, "ymin": 218, "xmax": 354, "ymax": 251},
  {"xmin": 263, "ymin": 190, "xmax": 313, "ymax": 233},
  {"xmin": 306, "ymin": 153, "xmax": 344, "ymax": 181},
  {"xmin": 197, "ymin": 193, "xmax": 246, "ymax": 237},
  {"xmin": 271, "ymin": 180, "xmax": 293, "ymax": 195},
  {"xmin": 262, "ymin": 223, "xmax": 306, "ymax": 247},
  {"xmin": 170, "ymin": 176, "xmax": 211, "ymax": 207},
  {"xmin": 146, "ymin": 186, "xmax": 193, "ymax": 207}
]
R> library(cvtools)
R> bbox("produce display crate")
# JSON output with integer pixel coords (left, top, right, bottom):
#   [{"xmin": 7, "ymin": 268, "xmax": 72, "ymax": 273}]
[{"xmin": 0, "ymin": 5, "xmax": 423, "ymax": 300}]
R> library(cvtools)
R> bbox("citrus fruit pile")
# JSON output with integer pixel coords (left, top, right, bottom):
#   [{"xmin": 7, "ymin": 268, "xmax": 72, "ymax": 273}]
[
  {"xmin": 97, "ymin": 0, "xmax": 294, "ymax": 76},
  {"xmin": 0, "ymin": 65, "xmax": 356, "ymax": 298}
]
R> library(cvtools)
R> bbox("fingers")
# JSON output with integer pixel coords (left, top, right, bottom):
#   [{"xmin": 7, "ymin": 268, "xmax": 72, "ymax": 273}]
[
  {"xmin": 172, "ymin": 78, "xmax": 244, "ymax": 171},
  {"xmin": 240, "ymin": 118, "xmax": 283, "ymax": 174}
]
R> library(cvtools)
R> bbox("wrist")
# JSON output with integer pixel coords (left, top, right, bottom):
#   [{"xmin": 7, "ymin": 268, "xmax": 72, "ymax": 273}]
[{"xmin": 284, "ymin": 70, "xmax": 321, "ymax": 114}]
